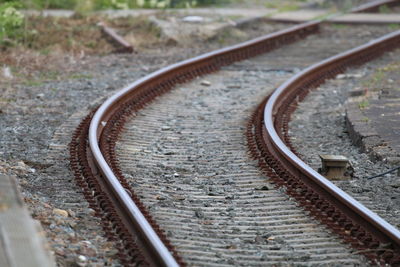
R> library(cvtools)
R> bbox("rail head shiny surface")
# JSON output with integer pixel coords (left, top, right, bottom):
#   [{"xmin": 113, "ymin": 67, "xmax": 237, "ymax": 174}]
[{"xmin": 264, "ymin": 30, "xmax": 400, "ymax": 246}]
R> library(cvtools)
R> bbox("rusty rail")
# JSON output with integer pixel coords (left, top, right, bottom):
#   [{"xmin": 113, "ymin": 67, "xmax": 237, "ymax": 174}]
[
  {"xmin": 351, "ymin": 0, "xmax": 399, "ymax": 13},
  {"xmin": 249, "ymin": 30, "xmax": 400, "ymax": 265}
]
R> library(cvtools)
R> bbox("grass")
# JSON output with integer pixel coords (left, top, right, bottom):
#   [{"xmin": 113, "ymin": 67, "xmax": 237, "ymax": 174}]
[
  {"xmin": 378, "ymin": 4, "xmax": 390, "ymax": 14},
  {"xmin": 68, "ymin": 73, "xmax": 93, "ymax": 79},
  {"xmin": 264, "ymin": 0, "xmax": 302, "ymax": 11},
  {"xmin": 358, "ymin": 100, "xmax": 369, "ymax": 109},
  {"xmin": 24, "ymin": 80, "xmax": 43, "ymax": 86},
  {"xmin": 362, "ymin": 62, "xmax": 400, "ymax": 91},
  {"xmin": 1, "ymin": 14, "xmax": 164, "ymax": 53},
  {"xmin": 331, "ymin": 24, "xmax": 348, "ymax": 29},
  {"xmin": 388, "ymin": 24, "xmax": 400, "ymax": 30},
  {"xmin": 362, "ymin": 117, "xmax": 369, "ymax": 123},
  {"xmin": 22, "ymin": 70, "xmax": 61, "ymax": 86}
]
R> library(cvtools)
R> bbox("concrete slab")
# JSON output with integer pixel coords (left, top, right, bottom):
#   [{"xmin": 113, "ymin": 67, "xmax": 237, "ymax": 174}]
[
  {"xmin": 268, "ymin": 10, "xmax": 329, "ymax": 22},
  {"xmin": 268, "ymin": 9, "xmax": 400, "ymax": 24},
  {"xmin": 0, "ymin": 175, "xmax": 55, "ymax": 267},
  {"xmin": 331, "ymin": 13, "xmax": 400, "ymax": 24}
]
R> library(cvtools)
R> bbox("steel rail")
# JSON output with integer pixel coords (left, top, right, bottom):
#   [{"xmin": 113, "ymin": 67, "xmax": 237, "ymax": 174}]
[
  {"xmin": 263, "ymin": 30, "xmax": 400, "ymax": 259},
  {"xmin": 351, "ymin": 0, "xmax": 399, "ymax": 13}
]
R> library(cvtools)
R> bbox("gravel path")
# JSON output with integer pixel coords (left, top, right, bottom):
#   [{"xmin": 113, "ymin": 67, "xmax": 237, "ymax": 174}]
[
  {"xmin": 115, "ymin": 25, "xmax": 395, "ymax": 266},
  {"xmin": 289, "ymin": 49, "xmax": 400, "ymax": 230}
]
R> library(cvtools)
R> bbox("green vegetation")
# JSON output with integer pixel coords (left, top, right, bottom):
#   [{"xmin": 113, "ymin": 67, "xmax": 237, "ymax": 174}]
[
  {"xmin": 362, "ymin": 117, "xmax": 369, "ymax": 123},
  {"xmin": 68, "ymin": 73, "xmax": 93, "ymax": 79},
  {"xmin": 388, "ymin": 24, "xmax": 400, "ymax": 30},
  {"xmin": 358, "ymin": 99, "xmax": 369, "ymax": 109},
  {"xmin": 0, "ymin": 2, "xmax": 24, "ymax": 46},
  {"xmin": 22, "ymin": 70, "xmax": 62, "ymax": 86},
  {"xmin": 264, "ymin": 0, "xmax": 303, "ymax": 11},
  {"xmin": 378, "ymin": 4, "xmax": 390, "ymax": 14},
  {"xmin": 362, "ymin": 62, "xmax": 400, "ymax": 91},
  {"xmin": 0, "ymin": 0, "xmax": 225, "ymax": 10},
  {"xmin": 331, "ymin": 24, "xmax": 347, "ymax": 30}
]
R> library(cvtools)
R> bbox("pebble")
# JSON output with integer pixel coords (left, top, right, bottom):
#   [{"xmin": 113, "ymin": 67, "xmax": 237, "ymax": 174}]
[
  {"xmin": 77, "ymin": 255, "xmax": 88, "ymax": 266},
  {"xmin": 200, "ymin": 80, "xmax": 211, "ymax": 86},
  {"xmin": 36, "ymin": 93, "xmax": 45, "ymax": 99},
  {"xmin": 161, "ymin": 125, "xmax": 171, "ymax": 131},
  {"xmin": 53, "ymin": 208, "xmax": 69, "ymax": 217},
  {"xmin": 195, "ymin": 209, "xmax": 204, "ymax": 219}
]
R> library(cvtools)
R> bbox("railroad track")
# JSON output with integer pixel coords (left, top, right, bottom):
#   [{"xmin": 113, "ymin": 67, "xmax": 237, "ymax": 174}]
[
  {"xmin": 69, "ymin": 2, "xmax": 400, "ymax": 266},
  {"xmin": 247, "ymin": 31, "xmax": 400, "ymax": 266}
]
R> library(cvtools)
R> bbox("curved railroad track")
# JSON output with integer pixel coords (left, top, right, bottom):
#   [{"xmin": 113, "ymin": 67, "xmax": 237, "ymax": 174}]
[
  {"xmin": 247, "ymin": 31, "xmax": 400, "ymax": 266},
  {"xmin": 69, "ymin": 2, "xmax": 400, "ymax": 266}
]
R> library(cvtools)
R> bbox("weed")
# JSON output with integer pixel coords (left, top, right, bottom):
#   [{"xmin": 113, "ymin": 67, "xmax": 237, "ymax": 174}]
[
  {"xmin": 372, "ymin": 69, "xmax": 385, "ymax": 84},
  {"xmin": 331, "ymin": 24, "xmax": 348, "ymax": 29},
  {"xmin": 24, "ymin": 80, "xmax": 43, "ymax": 86},
  {"xmin": 0, "ymin": 2, "xmax": 24, "ymax": 46},
  {"xmin": 379, "ymin": 4, "xmax": 390, "ymax": 14},
  {"xmin": 362, "ymin": 117, "xmax": 369, "ymax": 123},
  {"xmin": 358, "ymin": 100, "xmax": 369, "ymax": 109},
  {"xmin": 68, "ymin": 73, "xmax": 93, "ymax": 79},
  {"xmin": 0, "ymin": 97, "xmax": 16, "ymax": 103},
  {"xmin": 388, "ymin": 24, "xmax": 400, "ymax": 30},
  {"xmin": 264, "ymin": 0, "xmax": 300, "ymax": 11},
  {"xmin": 39, "ymin": 48, "xmax": 51, "ymax": 55}
]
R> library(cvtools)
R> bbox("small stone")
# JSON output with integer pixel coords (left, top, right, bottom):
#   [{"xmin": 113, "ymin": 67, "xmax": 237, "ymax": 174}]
[
  {"xmin": 173, "ymin": 195, "xmax": 185, "ymax": 201},
  {"xmin": 86, "ymin": 208, "xmax": 96, "ymax": 216},
  {"xmin": 53, "ymin": 208, "xmax": 69, "ymax": 217},
  {"xmin": 43, "ymin": 203, "xmax": 52, "ymax": 209},
  {"xmin": 195, "ymin": 209, "xmax": 204, "ymax": 219},
  {"xmin": 254, "ymin": 235, "xmax": 264, "ymax": 243},
  {"xmin": 255, "ymin": 185, "xmax": 269, "ymax": 191},
  {"xmin": 68, "ymin": 209, "xmax": 76, "ymax": 217},
  {"xmin": 270, "ymin": 245, "xmax": 281, "ymax": 250},
  {"xmin": 337, "ymin": 73, "xmax": 363, "ymax": 79},
  {"xmin": 182, "ymin": 16, "xmax": 205, "ymax": 23},
  {"xmin": 201, "ymin": 80, "xmax": 211, "ymax": 86},
  {"xmin": 2, "ymin": 66, "xmax": 13, "ymax": 79},
  {"xmin": 54, "ymin": 247, "xmax": 65, "ymax": 256},
  {"xmin": 36, "ymin": 93, "xmax": 45, "ymax": 99},
  {"xmin": 105, "ymin": 248, "xmax": 119, "ymax": 258},
  {"xmin": 14, "ymin": 161, "xmax": 27, "ymax": 170},
  {"xmin": 77, "ymin": 255, "xmax": 87, "ymax": 266}
]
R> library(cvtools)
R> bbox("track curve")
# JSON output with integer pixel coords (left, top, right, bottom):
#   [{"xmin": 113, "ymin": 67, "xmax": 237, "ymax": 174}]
[{"xmin": 249, "ymin": 30, "xmax": 400, "ymax": 265}]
